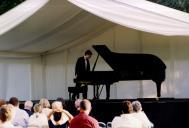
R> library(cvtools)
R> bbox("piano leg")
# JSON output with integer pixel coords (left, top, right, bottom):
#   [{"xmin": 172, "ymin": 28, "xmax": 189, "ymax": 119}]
[
  {"xmin": 156, "ymin": 81, "xmax": 161, "ymax": 97},
  {"xmin": 106, "ymin": 84, "xmax": 110, "ymax": 100},
  {"xmin": 93, "ymin": 85, "xmax": 100, "ymax": 100}
]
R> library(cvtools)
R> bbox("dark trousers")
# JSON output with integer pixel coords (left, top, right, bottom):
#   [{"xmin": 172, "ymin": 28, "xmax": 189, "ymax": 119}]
[{"xmin": 72, "ymin": 83, "xmax": 88, "ymax": 100}]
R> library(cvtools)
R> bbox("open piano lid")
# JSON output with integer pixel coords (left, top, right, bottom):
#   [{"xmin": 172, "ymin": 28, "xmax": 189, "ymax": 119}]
[{"xmin": 92, "ymin": 45, "xmax": 166, "ymax": 71}]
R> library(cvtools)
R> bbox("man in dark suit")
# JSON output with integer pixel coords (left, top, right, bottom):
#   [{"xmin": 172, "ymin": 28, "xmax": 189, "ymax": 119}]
[{"xmin": 72, "ymin": 50, "xmax": 92, "ymax": 100}]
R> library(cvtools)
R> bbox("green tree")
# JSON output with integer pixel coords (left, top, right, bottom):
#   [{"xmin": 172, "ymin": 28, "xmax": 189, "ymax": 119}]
[
  {"xmin": 149, "ymin": 0, "xmax": 189, "ymax": 13},
  {"xmin": 0, "ymin": 0, "xmax": 25, "ymax": 15}
]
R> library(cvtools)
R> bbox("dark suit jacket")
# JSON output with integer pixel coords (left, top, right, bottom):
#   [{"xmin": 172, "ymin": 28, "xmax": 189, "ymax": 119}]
[{"xmin": 75, "ymin": 56, "xmax": 90, "ymax": 76}]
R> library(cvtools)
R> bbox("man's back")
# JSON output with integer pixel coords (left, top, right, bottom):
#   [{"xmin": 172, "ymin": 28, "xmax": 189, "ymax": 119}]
[
  {"xmin": 70, "ymin": 112, "xmax": 99, "ymax": 128},
  {"xmin": 13, "ymin": 107, "xmax": 29, "ymax": 127}
]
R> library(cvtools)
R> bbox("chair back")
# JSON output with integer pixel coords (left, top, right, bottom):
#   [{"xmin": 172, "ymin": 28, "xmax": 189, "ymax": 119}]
[
  {"xmin": 99, "ymin": 122, "xmax": 106, "ymax": 128},
  {"xmin": 107, "ymin": 122, "xmax": 112, "ymax": 128}
]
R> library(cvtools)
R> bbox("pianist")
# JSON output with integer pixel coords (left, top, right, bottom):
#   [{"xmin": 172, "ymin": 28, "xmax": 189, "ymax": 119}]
[{"xmin": 72, "ymin": 50, "xmax": 92, "ymax": 100}]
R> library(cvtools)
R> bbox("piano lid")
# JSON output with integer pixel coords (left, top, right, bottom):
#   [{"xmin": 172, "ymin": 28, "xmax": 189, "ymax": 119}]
[{"xmin": 92, "ymin": 45, "xmax": 166, "ymax": 71}]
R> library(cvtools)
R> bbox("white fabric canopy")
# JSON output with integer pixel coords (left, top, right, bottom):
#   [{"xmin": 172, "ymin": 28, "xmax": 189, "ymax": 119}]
[
  {"xmin": 0, "ymin": 0, "xmax": 49, "ymax": 36},
  {"xmin": 68, "ymin": 0, "xmax": 189, "ymax": 36}
]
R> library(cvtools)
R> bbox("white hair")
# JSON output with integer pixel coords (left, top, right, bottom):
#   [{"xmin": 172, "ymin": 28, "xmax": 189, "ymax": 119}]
[
  {"xmin": 132, "ymin": 100, "xmax": 142, "ymax": 112},
  {"xmin": 75, "ymin": 99, "xmax": 82, "ymax": 110},
  {"xmin": 52, "ymin": 101, "xmax": 63, "ymax": 110},
  {"xmin": 24, "ymin": 100, "xmax": 33, "ymax": 109}
]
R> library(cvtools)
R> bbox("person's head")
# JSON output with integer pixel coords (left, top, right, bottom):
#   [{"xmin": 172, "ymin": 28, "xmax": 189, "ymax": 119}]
[
  {"xmin": 24, "ymin": 100, "xmax": 33, "ymax": 110},
  {"xmin": 33, "ymin": 103, "xmax": 42, "ymax": 113},
  {"xmin": 52, "ymin": 101, "xmax": 63, "ymax": 111},
  {"xmin": 121, "ymin": 101, "xmax": 133, "ymax": 114},
  {"xmin": 75, "ymin": 99, "xmax": 82, "ymax": 111},
  {"xmin": 79, "ymin": 99, "xmax": 92, "ymax": 115},
  {"xmin": 84, "ymin": 50, "xmax": 92, "ymax": 59},
  {"xmin": 56, "ymin": 97, "xmax": 66, "ymax": 109},
  {"xmin": 9, "ymin": 97, "xmax": 19, "ymax": 107},
  {"xmin": 39, "ymin": 98, "xmax": 50, "ymax": 108},
  {"xmin": 132, "ymin": 100, "xmax": 142, "ymax": 112},
  {"xmin": 0, "ymin": 104, "xmax": 13, "ymax": 123}
]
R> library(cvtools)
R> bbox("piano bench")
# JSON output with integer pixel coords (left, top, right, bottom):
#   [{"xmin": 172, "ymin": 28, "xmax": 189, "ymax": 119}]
[{"xmin": 68, "ymin": 87, "xmax": 86, "ymax": 100}]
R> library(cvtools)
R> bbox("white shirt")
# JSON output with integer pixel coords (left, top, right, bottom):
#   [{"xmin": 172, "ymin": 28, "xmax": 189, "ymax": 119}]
[
  {"xmin": 41, "ymin": 108, "xmax": 52, "ymax": 117},
  {"xmin": 0, "ymin": 121, "xmax": 15, "ymax": 128},
  {"xmin": 132, "ymin": 111, "xmax": 154, "ymax": 128},
  {"xmin": 28, "ymin": 113, "xmax": 48, "ymax": 128},
  {"xmin": 12, "ymin": 107, "xmax": 29, "ymax": 128},
  {"xmin": 112, "ymin": 113, "xmax": 142, "ymax": 128}
]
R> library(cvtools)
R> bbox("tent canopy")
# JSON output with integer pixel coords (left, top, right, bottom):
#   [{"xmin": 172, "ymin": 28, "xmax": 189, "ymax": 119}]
[
  {"xmin": 0, "ymin": 0, "xmax": 188, "ymax": 56},
  {"xmin": 68, "ymin": 0, "xmax": 189, "ymax": 36},
  {"xmin": 0, "ymin": 0, "xmax": 113, "ymax": 56}
]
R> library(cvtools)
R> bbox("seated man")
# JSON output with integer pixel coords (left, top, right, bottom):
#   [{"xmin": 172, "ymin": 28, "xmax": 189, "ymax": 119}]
[
  {"xmin": 24, "ymin": 100, "xmax": 33, "ymax": 117},
  {"xmin": 9, "ymin": 97, "xmax": 29, "ymax": 128},
  {"xmin": 70, "ymin": 99, "xmax": 99, "ymax": 128}
]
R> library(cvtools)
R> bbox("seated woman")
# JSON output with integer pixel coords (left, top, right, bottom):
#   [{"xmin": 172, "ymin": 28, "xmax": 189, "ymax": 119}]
[
  {"xmin": 132, "ymin": 101, "xmax": 154, "ymax": 128},
  {"xmin": 48, "ymin": 101, "xmax": 73, "ymax": 128},
  {"xmin": 39, "ymin": 98, "xmax": 52, "ymax": 116},
  {"xmin": 28, "ymin": 103, "xmax": 49, "ymax": 128},
  {"xmin": 112, "ymin": 100, "xmax": 142, "ymax": 128}
]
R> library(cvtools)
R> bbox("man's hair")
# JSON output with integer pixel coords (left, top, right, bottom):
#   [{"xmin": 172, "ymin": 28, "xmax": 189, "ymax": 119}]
[
  {"xmin": 9, "ymin": 97, "xmax": 19, "ymax": 106},
  {"xmin": 122, "ymin": 101, "xmax": 133, "ymax": 114},
  {"xmin": 85, "ymin": 50, "xmax": 92, "ymax": 56},
  {"xmin": 80, "ymin": 99, "xmax": 91, "ymax": 111}
]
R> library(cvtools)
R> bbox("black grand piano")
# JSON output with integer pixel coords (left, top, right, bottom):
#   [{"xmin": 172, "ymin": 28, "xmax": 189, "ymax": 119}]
[{"xmin": 74, "ymin": 45, "xmax": 166, "ymax": 99}]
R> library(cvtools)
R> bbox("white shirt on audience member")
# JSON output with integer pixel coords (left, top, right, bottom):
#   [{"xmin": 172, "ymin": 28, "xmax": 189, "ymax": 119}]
[
  {"xmin": 0, "ymin": 121, "xmax": 15, "ymax": 128},
  {"xmin": 12, "ymin": 107, "xmax": 29, "ymax": 128},
  {"xmin": 41, "ymin": 108, "xmax": 52, "ymax": 117},
  {"xmin": 132, "ymin": 111, "xmax": 154, "ymax": 128},
  {"xmin": 112, "ymin": 113, "xmax": 142, "ymax": 128},
  {"xmin": 28, "ymin": 112, "xmax": 48, "ymax": 128}
]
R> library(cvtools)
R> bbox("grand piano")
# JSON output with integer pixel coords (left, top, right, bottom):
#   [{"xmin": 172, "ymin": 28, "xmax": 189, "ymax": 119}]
[{"xmin": 74, "ymin": 45, "xmax": 166, "ymax": 99}]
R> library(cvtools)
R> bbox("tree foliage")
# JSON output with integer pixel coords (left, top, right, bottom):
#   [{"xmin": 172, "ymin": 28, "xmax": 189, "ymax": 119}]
[
  {"xmin": 149, "ymin": 0, "xmax": 189, "ymax": 13},
  {"xmin": 0, "ymin": 0, "xmax": 25, "ymax": 15}
]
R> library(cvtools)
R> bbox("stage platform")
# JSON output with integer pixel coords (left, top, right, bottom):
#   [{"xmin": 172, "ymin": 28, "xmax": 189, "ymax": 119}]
[
  {"xmin": 66, "ymin": 98, "xmax": 189, "ymax": 128},
  {"xmin": 20, "ymin": 98, "xmax": 189, "ymax": 128}
]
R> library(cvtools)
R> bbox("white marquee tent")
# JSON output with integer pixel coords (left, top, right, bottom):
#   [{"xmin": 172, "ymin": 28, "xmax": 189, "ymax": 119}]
[{"xmin": 0, "ymin": 0, "xmax": 189, "ymax": 100}]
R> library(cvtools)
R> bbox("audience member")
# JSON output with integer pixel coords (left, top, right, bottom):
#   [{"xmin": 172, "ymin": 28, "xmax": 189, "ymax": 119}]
[
  {"xmin": 73, "ymin": 99, "xmax": 82, "ymax": 116},
  {"xmin": 56, "ymin": 97, "xmax": 67, "ymax": 110},
  {"xmin": 24, "ymin": 100, "xmax": 33, "ymax": 117},
  {"xmin": 0, "ymin": 104, "xmax": 14, "ymax": 127},
  {"xmin": 9, "ymin": 97, "xmax": 29, "ymax": 128},
  {"xmin": 74, "ymin": 99, "xmax": 82, "ymax": 111},
  {"xmin": 28, "ymin": 103, "xmax": 48, "ymax": 128},
  {"xmin": 112, "ymin": 100, "xmax": 142, "ymax": 128},
  {"xmin": 70, "ymin": 99, "xmax": 99, "ymax": 128},
  {"xmin": 39, "ymin": 98, "xmax": 52, "ymax": 116},
  {"xmin": 48, "ymin": 101, "xmax": 73, "ymax": 128},
  {"xmin": 132, "ymin": 100, "xmax": 154, "ymax": 128}
]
